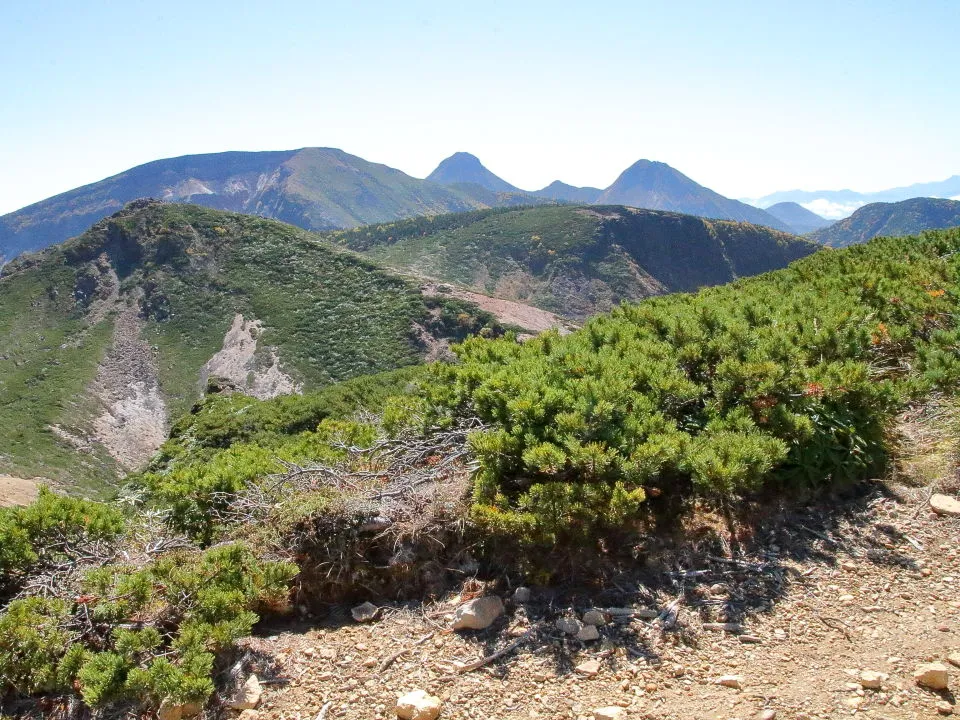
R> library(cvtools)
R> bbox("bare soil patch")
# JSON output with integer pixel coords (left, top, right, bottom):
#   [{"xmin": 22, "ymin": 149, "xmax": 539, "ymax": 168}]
[{"xmin": 0, "ymin": 474, "xmax": 41, "ymax": 507}]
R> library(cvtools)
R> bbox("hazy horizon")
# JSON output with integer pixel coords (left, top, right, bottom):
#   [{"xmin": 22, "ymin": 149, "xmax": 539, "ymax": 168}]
[{"xmin": 2, "ymin": 0, "xmax": 958, "ymax": 215}]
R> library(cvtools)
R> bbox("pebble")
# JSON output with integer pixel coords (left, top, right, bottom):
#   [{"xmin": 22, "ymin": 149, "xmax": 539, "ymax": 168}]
[
  {"xmin": 225, "ymin": 675, "xmax": 262, "ymax": 710},
  {"xmin": 859, "ymin": 670, "xmax": 888, "ymax": 689},
  {"xmin": 717, "ymin": 675, "xmax": 743, "ymax": 689},
  {"xmin": 938, "ymin": 700, "xmax": 955, "ymax": 715},
  {"xmin": 930, "ymin": 493, "xmax": 960, "ymax": 516},
  {"xmin": 396, "ymin": 690, "xmax": 442, "ymax": 720},
  {"xmin": 513, "ymin": 586, "xmax": 532, "ymax": 603},
  {"xmin": 756, "ymin": 710, "xmax": 776, "ymax": 720},
  {"xmin": 948, "ymin": 653, "xmax": 960, "ymax": 669},
  {"xmin": 914, "ymin": 662, "xmax": 950, "ymax": 690},
  {"xmin": 350, "ymin": 601, "xmax": 379, "ymax": 623},
  {"xmin": 582, "ymin": 609, "xmax": 607, "ymax": 626},
  {"xmin": 451, "ymin": 596, "xmax": 504, "ymax": 630},
  {"xmin": 557, "ymin": 617, "xmax": 584, "ymax": 635},
  {"xmin": 577, "ymin": 624, "xmax": 600, "ymax": 641},
  {"xmin": 592, "ymin": 707, "xmax": 625, "ymax": 720},
  {"xmin": 576, "ymin": 660, "xmax": 601, "ymax": 676}
]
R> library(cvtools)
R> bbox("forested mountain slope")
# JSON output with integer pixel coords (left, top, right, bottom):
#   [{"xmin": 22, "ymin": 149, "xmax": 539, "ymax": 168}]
[{"xmin": 329, "ymin": 204, "xmax": 817, "ymax": 319}]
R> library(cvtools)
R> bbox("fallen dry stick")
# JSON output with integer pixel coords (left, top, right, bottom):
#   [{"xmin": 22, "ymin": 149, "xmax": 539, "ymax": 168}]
[
  {"xmin": 378, "ymin": 632, "xmax": 435, "ymax": 673},
  {"xmin": 451, "ymin": 629, "xmax": 534, "ymax": 673}
]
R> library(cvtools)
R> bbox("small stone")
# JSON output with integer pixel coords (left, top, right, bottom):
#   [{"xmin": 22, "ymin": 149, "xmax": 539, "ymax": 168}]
[
  {"xmin": 364, "ymin": 657, "xmax": 378, "ymax": 668},
  {"xmin": 756, "ymin": 710, "xmax": 776, "ymax": 720},
  {"xmin": 914, "ymin": 662, "xmax": 950, "ymax": 690},
  {"xmin": 931, "ymin": 494, "xmax": 960, "ymax": 516},
  {"xmin": 717, "ymin": 675, "xmax": 743, "ymax": 689},
  {"xmin": 709, "ymin": 582, "xmax": 728, "ymax": 595},
  {"xmin": 396, "ymin": 689, "xmax": 442, "ymax": 720},
  {"xmin": 937, "ymin": 700, "xmax": 955, "ymax": 715},
  {"xmin": 556, "ymin": 617, "xmax": 584, "ymax": 635},
  {"xmin": 592, "ymin": 707, "xmax": 626, "ymax": 720},
  {"xmin": 644, "ymin": 682, "xmax": 658, "ymax": 693},
  {"xmin": 576, "ymin": 660, "xmax": 601, "ymax": 676},
  {"xmin": 738, "ymin": 635, "xmax": 763, "ymax": 644},
  {"xmin": 841, "ymin": 560, "xmax": 858, "ymax": 572},
  {"xmin": 238, "ymin": 712, "xmax": 259, "ymax": 720},
  {"xmin": 577, "ymin": 624, "xmax": 600, "ymax": 641},
  {"xmin": 451, "ymin": 596, "xmax": 504, "ymax": 630},
  {"xmin": 226, "ymin": 675, "xmax": 262, "ymax": 710},
  {"xmin": 582, "ymin": 609, "xmax": 607, "ymax": 626},
  {"xmin": 513, "ymin": 586, "xmax": 532, "ymax": 603},
  {"xmin": 860, "ymin": 670, "xmax": 888, "ymax": 689},
  {"xmin": 948, "ymin": 653, "xmax": 960, "ymax": 668},
  {"xmin": 351, "ymin": 601, "xmax": 380, "ymax": 623}
]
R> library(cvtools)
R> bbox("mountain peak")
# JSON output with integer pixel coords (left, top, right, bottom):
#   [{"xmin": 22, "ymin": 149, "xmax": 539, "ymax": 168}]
[
  {"xmin": 597, "ymin": 159, "xmax": 793, "ymax": 232},
  {"xmin": 426, "ymin": 152, "xmax": 518, "ymax": 193}
]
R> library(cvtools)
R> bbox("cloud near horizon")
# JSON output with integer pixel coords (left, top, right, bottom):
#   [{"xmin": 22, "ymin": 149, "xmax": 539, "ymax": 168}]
[{"xmin": 801, "ymin": 199, "xmax": 866, "ymax": 220}]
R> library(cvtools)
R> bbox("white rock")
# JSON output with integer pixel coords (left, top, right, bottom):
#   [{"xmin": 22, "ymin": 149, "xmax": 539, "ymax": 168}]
[
  {"xmin": 592, "ymin": 707, "xmax": 625, "ymax": 720},
  {"xmin": 513, "ymin": 586, "xmax": 532, "ymax": 603},
  {"xmin": 949, "ymin": 652, "xmax": 960, "ymax": 669},
  {"xmin": 582, "ymin": 609, "xmax": 607, "ymax": 626},
  {"xmin": 860, "ymin": 670, "xmax": 888, "ymax": 689},
  {"xmin": 351, "ymin": 601, "xmax": 380, "ymax": 622},
  {"xmin": 451, "ymin": 596, "xmax": 504, "ymax": 630},
  {"xmin": 396, "ymin": 689, "xmax": 442, "ymax": 720},
  {"xmin": 577, "ymin": 624, "xmax": 600, "ymax": 641},
  {"xmin": 756, "ymin": 710, "xmax": 776, "ymax": 720},
  {"xmin": 226, "ymin": 675, "xmax": 262, "ymax": 710},
  {"xmin": 238, "ymin": 712, "xmax": 260, "ymax": 720},
  {"xmin": 936, "ymin": 700, "xmax": 954, "ymax": 715},
  {"xmin": 914, "ymin": 662, "xmax": 950, "ymax": 690},
  {"xmin": 556, "ymin": 617, "xmax": 584, "ymax": 635},
  {"xmin": 931, "ymin": 494, "xmax": 960, "ymax": 516},
  {"xmin": 717, "ymin": 674, "xmax": 743, "ymax": 689}
]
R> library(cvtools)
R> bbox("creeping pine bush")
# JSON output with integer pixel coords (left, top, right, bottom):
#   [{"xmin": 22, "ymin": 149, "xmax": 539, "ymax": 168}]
[
  {"xmin": 0, "ymin": 487, "xmax": 125, "ymax": 582},
  {"xmin": 0, "ymin": 542, "xmax": 295, "ymax": 708},
  {"xmin": 428, "ymin": 229, "xmax": 960, "ymax": 545}
]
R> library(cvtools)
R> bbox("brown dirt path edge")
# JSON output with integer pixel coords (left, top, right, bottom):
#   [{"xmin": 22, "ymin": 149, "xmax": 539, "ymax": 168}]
[
  {"xmin": 235, "ymin": 402, "xmax": 960, "ymax": 720},
  {"xmin": 0, "ymin": 475, "xmax": 40, "ymax": 507}
]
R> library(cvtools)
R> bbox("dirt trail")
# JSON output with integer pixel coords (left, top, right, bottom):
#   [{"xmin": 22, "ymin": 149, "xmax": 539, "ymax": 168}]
[
  {"xmin": 422, "ymin": 283, "xmax": 575, "ymax": 335},
  {"xmin": 0, "ymin": 475, "xmax": 40, "ymax": 507},
  {"xmin": 239, "ymin": 406, "xmax": 960, "ymax": 720}
]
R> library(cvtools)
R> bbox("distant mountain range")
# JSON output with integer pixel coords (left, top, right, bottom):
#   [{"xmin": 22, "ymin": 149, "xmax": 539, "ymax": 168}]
[
  {"xmin": 764, "ymin": 202, "xmax": 831, "ymax": 234},
  {"xmin": 423, "ymin": 154, "xmax": 792, "ymax": 232},
  {"xmin": 808, "ymin": 197, "xmax": 960, "ymax": 247},
  {"xmin": 748, "ymin": 175, "xmax": 960, "ymax": 220},
  {"xmin": 2, "ymin": 148, "xmax": 797, "ymax": 262}
]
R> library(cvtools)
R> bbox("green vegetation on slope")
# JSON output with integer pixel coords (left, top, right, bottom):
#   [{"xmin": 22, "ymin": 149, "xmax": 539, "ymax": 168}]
[
  {"xmin": 809, "ymin": 197, "xmax": 960, "ymax": 247},
  {"xmin": 433, "ymin": 228, "xmax": 960, "ymax": 544},
  {"xmin": 330, "ymin": 204, "xmax": 816, "ymax": 319},
  {"xmin": 0, "ymin": 202, "xmax": 499, "ymax": 489}
]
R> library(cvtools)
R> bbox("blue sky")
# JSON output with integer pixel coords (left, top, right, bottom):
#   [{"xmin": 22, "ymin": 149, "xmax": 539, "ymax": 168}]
[{"xmin": 1, "ymin": 0, "xmax": 958, "ymax": 214}]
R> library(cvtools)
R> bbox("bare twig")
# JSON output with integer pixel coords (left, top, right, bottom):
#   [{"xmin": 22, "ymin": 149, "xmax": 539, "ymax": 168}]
[
  {"xmin": 378, "ymin": 632, "xmax": 435, "ymax": 672},
  {"xmin": 450, "ymin": 629, "xmax": 534, "ymax": 673}
]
